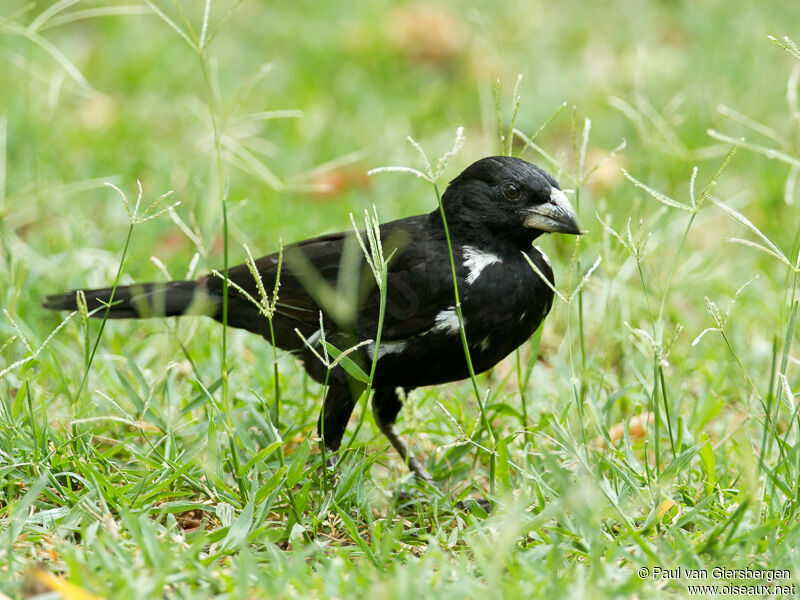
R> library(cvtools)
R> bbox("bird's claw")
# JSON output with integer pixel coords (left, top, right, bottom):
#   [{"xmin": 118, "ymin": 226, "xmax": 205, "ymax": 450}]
[
  {"xmin": 455, "ymin": 497, "xmax": 491, "ymax": 514},
  {"xmin": 408, "ymin": 457, "xmax": 434, "ymax": 486}
]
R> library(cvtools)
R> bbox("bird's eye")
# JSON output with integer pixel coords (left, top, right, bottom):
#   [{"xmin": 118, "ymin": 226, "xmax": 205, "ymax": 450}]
[{"xmin": 502, "ymin": 183, "xmax": 521, "ymax": 201}]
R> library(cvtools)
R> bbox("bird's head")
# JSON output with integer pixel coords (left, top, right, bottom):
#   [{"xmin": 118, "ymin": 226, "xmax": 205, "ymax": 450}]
[{"xmin": 442, "ymin": 156, "xmax": 581, "ymax": 243}]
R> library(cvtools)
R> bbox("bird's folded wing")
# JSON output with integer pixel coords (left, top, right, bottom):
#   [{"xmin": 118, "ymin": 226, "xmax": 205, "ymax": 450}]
[
  {"xmin": 355, "ymin": 219, "xmax": 460, "ymax": 342},
  {"xmin": 205, "ymin": 231, "xmax": 349, "ymax": 331},
  {"xmin": 204, "ymin": 218, "xmax": 459, "ymax": 342}
]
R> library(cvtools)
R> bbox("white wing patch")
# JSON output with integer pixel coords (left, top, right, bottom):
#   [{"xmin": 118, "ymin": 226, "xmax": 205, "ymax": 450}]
[
  {"xmin": 368, "ymin": 306, "xmax": 463, "ymax": 359},
  {"xmin": 463, "ymin": 246, "xmax": 502, "ymax": 284},
  {"xmin": 432, "ymin": 306, "xmax": 460, "ymax": 334}
]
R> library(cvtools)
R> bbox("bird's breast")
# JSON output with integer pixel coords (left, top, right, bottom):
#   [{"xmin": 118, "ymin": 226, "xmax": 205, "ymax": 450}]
[
  {"xmin": 368, "ymin": 242, "xmax": 555, "ymax": 388},
  {"xmin": 455, "ymin": 244, "xmax": 554, "ymax": 368}
]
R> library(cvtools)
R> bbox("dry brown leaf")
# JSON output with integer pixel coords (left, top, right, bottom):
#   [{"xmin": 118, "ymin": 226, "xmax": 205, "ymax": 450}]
[
  {"xmin": 384, "ymin": 5, "xmax": 465, "ymax": 64},
  {"xmin": 657, "ymin": 498, "xmax": 676, "ymax": 518},
  {"xmin": 591, "ymin": 411, "xmax": 654, "ymax": 449},
  {"xmin": 586, "ymin": 149, "xmax": 626, "ymax": 196},
  {"xmin": 33, "ymin": 570, "xmax": 102, "ymax": 600},
  {"xmin": 309, "ymin": 167, "xmax": 371, "ymax": 199}
]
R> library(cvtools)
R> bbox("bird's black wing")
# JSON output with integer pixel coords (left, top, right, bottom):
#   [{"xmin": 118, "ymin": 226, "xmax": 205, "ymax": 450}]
[
  {"xmin": 203, "ymin": 231, "xmax": 350, "ymax": 342},
  {"xmin": 354, "ymin": 214, "xmax": 459, "ymax": 342},
  {"xmin": 203, "ymin": 214, "xmax": 458, "ymax": 347}
]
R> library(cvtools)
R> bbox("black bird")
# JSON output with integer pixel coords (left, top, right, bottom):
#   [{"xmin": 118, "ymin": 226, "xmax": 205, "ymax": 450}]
[{"xmin": 44, "ymin": 156, "xmax": 581, "ymax": 482}]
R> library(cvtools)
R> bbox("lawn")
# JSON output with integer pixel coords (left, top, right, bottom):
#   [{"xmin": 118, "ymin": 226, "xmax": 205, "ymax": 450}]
[{"xmin": 2, "ymin": 0, "xmax": 800, "ymax": 598}]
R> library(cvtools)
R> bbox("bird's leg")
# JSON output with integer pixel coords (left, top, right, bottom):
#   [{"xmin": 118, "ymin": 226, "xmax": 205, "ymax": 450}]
[
  {"xmin": 372, "ymin": 388, "xmax": 433, "ymax": 484},
  {"xmin": 318, "ymin": 379, "xmax": 363, "ymax": 468},
  {"xmin": 372, "ymin": 389, "xmax": 490, "ymax": 512}
]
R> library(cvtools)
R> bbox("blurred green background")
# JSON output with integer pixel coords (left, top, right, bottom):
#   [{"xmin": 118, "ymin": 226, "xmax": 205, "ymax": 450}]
[
  {"xmin": 3, "ymin": 0, "xmax": 799, "ymax": 399},
  {"xmin": 2, "ymin": 1, "xmax": 800, "ymax": 597},
  {"xmin": 3, "ymin": 0, "xmax": 799, "ymax": 268}
]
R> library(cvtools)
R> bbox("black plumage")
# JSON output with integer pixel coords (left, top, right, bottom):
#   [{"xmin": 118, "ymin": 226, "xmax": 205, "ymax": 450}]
[{"xmin": 44, "ymin": 156, "xmax": 581, "ymax": 481}]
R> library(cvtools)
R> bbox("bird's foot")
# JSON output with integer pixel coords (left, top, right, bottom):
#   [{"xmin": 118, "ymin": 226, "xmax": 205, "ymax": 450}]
[
  {"xmin": 390, "ymin": 484, "xmax": 491, "ymax": 515},
  {"xmin": 455, "ymin": 497, "xmax": 491, "ymax": 514},
  {"xmin": 320, "ymin": 446, "xmax": 342, "ymax": 484},
  {"xmin": 406, "ymin": 458, "xmax": 489, "ymax": 513},
  {"xmin": 404, "ymin": 457, "xmax": 489, "ymax": 513},
  {"xmin": 407, "ymin": 456, "xmax": 434, "ymax": 486},
  {"xmin": 324, "ymin": 449, "xmax": 338, "ymax": 469}
]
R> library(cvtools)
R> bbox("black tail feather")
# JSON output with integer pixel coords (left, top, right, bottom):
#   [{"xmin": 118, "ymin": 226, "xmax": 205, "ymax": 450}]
[{"xmin": 42, "ymin": 281, "xmax": 217, "ymax": 319}]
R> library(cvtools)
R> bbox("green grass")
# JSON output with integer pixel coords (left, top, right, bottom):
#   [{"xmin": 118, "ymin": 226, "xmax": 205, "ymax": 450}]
[{"xmin": 2, "ymin": 1, "xmax": 800, "ymax": 598}]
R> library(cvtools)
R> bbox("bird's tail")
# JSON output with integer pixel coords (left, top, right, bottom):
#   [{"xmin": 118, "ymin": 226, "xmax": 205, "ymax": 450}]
[{"xmin": 42, "ymin": 281, "xmax": 219, "ymax": 319}]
